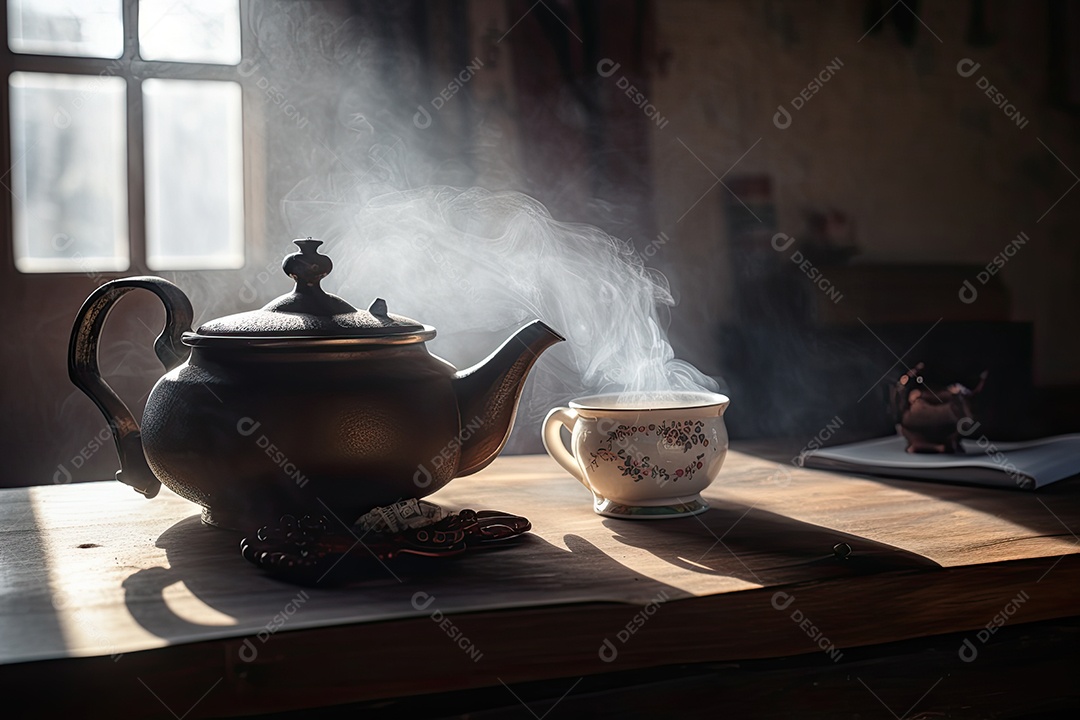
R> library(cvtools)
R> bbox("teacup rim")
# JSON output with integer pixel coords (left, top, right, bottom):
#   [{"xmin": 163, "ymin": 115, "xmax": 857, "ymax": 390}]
[{"xmin": 569, "ymin": 391, "xmax": 730, "ymax": 413}]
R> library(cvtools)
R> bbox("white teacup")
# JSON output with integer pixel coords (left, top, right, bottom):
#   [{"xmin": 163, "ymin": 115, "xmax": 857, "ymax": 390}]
[{"xmin": 543, "ymin": 391, "xmax": 730, "ymax": 519}]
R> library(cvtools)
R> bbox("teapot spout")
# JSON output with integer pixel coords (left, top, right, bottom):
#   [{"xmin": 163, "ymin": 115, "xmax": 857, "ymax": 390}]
[{"xmin": 451, "ymin": 321, "xmax": 564, "ymax": 476}]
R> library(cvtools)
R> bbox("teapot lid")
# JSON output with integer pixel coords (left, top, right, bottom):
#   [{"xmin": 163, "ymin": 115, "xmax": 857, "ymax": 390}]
[{"xmin": 184, "ymin": 239, "xmax": 434, "ymax": 348}]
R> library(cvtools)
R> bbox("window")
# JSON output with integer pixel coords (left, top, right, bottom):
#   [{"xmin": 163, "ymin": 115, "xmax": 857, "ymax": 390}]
[{"xmin": 3, "ymin": 0, "xmax": 248, "ymax": 274}]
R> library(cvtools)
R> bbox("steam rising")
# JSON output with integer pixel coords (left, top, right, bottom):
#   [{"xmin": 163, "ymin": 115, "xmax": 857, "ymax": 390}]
[
  {"xmin": 256, "ymin": 3, "xmax": 720, "ymax": 450},
  {"xmin": 282, "ymin": 178, "xmax": 718, "ymax": 448}
]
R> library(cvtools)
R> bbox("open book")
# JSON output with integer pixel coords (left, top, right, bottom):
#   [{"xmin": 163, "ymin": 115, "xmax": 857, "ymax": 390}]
[{"xmin": 797, "ymin": 434, "xmax": 1080, "ymax": 490}]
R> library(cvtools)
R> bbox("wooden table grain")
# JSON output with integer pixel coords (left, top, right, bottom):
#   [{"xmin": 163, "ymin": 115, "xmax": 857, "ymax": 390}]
[{"xmin": 2, "ymin": 448, "xmax": 1079, "ymax": 717}]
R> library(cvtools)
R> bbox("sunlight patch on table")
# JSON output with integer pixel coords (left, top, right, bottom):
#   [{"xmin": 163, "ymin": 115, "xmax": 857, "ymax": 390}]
[
  {"xmin": 28, "ymin": 487, "xmax": 168, "ymax": 658},
  {"xmin": 162, "ymin": 579, "xmax": 238, "ymax": 627}
]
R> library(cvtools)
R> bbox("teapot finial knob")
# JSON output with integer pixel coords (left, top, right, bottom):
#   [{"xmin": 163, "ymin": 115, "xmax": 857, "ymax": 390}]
[
  {"xmin": 369, "ymin": 298, "xmax": 390, "ymax": 318},
  {"xmin": 283, "ymin": 238, "xmax": 332, "ymax": 291}
]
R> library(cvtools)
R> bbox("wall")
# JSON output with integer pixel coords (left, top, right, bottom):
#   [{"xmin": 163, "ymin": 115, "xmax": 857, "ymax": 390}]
[
  {"xmin": 4, "ymin": 0, "xmax": 1078, "ymax": 487},
  {"xmin": 648, "ymin": 0, "xmax": 1080, "ymax": 385}
]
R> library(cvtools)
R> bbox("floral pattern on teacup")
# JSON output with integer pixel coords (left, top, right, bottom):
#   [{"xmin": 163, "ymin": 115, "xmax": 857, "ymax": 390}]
[{"xmin": 588, "ymin": 420, "xmax": 708, "ymax": 484}]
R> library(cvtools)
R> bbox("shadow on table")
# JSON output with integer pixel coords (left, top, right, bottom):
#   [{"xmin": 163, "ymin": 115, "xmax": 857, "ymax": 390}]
[
  {"xmin": 603, "ymin": 499, "xmax": 940, "ymax": 586},
  {"xmin": 735, "ymin": 440, "xmax": 1080, "ymax": 553},
  {"xmin": 121, "ymin": 514, "xmax": 249, "ymax": 640},
  {"xmin": 121, "ymin": 513, "xmax": 698, "ymax": 643}
]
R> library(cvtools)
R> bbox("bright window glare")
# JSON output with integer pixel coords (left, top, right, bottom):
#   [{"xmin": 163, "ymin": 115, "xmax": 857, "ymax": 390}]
[
  {"xmin": 9, "ymin": 72, "xmax": 129, "ymax": 274},
  {"xmin": 143, "ymin": 79, "xmax": 244, "ymax": 270},
  {"xmin": 7, "ymin": 0, "xmax": 123, "ymax": 59},
  {"xmin": 139, "ymin": 0, "xmax": 241, "ymax": 65}
]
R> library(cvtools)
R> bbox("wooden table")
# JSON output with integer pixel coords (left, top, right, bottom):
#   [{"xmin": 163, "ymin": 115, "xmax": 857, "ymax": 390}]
[{"xmin": 3, "ymin": 448, "xmax": 1080, "ymax": 718}]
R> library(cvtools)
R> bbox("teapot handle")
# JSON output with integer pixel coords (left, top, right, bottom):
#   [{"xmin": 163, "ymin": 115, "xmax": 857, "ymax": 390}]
[{"xmin": 68, "ymin": 278, "xmax": 194, "ymax": 498}]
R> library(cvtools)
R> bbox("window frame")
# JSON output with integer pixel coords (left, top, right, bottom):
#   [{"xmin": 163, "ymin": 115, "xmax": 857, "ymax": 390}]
[{"xmin": 0, "ymin": 0, "xmax": 261, "ymax": 279}]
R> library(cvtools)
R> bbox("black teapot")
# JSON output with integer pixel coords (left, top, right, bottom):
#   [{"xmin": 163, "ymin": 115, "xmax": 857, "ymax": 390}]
[{"xmin": 69, "ymin": 239, "xmax": 563, "ymax": 529}]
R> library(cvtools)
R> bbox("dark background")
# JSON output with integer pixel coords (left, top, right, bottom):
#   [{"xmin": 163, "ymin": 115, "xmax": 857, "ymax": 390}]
[{"xmin": 2, "ymin": 0, "xmax": 1079, "ymax": 487}]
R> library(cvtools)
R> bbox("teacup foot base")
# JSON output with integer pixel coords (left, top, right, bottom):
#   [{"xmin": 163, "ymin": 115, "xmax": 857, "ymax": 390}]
[{"xmin": 594, "ymin": 495, "xmax": 709, "ymax": 520}]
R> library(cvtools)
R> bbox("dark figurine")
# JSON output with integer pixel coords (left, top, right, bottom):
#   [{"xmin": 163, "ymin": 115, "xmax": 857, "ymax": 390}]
[{"xmin": 891, "ymin": 363, "xmax": 987, "ymax": 453}]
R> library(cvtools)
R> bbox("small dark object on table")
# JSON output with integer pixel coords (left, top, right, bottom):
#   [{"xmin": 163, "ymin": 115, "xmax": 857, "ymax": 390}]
[
  {"xmin": 240, "ymin": 509, "xmax": 531, "ymax": 585},
  {"xmin": 890, "ymin": 363, "xmax": 988, "ymax": 453}
]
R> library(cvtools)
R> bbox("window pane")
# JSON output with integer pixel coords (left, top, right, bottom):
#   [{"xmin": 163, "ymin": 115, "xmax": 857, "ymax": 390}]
[
  {"xmin": 9, "ymin": 72, "xmax": 129, "ymax": 274},
  {"xmin": 7, "ymin": 0, "xmax": 123, "ymax": 58},
  {"xmin": 143, "ymin": 79, "xmax": 244, "ymax": 270},
  {"xmin": 139, "ymin": 0, "xmax": 241, "ymax": 65}
]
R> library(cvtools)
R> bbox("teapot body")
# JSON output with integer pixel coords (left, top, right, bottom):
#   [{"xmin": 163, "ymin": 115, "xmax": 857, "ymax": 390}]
[
  {"xmin": 142, "ymin": 343, "xmax": 461, "ymax": 529},
  {"xmin": 67, "ymin": 241, "xmax": 564, "ymax": 530}
]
